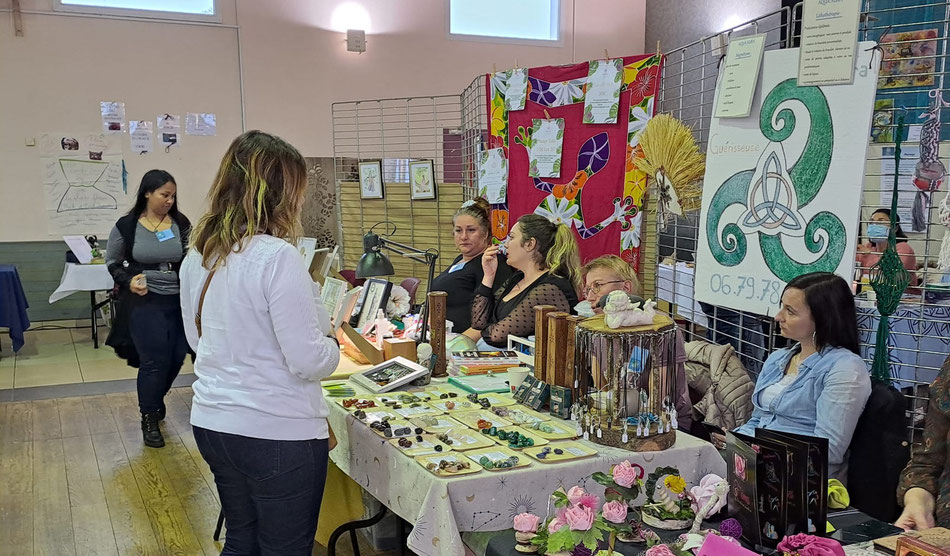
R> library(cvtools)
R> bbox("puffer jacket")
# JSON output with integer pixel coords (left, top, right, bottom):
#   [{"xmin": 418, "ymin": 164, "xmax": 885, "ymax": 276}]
[{"xmin": 685, "ymin": 339, "xmax": 754, "ymax": 430}]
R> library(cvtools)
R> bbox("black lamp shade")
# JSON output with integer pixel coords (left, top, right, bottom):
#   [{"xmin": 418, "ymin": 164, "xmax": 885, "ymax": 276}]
[{"xmin": 356, "ymin": 232, "xmax": 395, "ymax": 278}]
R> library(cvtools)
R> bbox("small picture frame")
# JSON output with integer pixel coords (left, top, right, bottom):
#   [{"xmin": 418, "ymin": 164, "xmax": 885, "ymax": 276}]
[
  {"xmin": 349, "ymin": 356, "xmax": 430, "ymax": 393},
  {"xmin": 334, "ymin": 286, "xmax": 362, "ymax": 333},
  {"xmin": 321, "ymin": 277, "xmax": 347, "ymax": 319},
  {"xmin": 358, "ymin": 160, "xmax": 384, "ymax": 199},
  {"xmin": 351, "ymin": 278, "xmax": 392, "ymax": 332},
  {"xmin": 409, "ymin": 159, "xmax": 436, "ymax": 200}
]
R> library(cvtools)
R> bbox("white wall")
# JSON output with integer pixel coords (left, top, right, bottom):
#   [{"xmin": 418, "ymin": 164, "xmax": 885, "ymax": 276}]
[{"xmin": 0, "ymin": 0, "xmax": 647, "ymax": 241}]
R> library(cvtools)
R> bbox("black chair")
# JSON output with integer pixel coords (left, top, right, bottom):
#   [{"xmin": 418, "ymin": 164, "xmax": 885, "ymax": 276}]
[{"xmin": 847, "ymin": 380, "xmax": 911, "ymax": 522}]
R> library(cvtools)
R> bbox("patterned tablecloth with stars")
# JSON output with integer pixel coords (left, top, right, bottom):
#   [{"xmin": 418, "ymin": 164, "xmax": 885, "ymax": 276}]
[{"xmin": 326, "ymin": 380, "xmax": 726, "ymax": 556}]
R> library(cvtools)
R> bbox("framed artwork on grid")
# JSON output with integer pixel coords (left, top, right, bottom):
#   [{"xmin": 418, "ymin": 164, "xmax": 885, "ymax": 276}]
[
  {"xmin": 358, "ymin": 160, "xmax": 384, "ymax": 199},
  {"xmin": 409, "ymin": 159, "xmax": 437, "ymax": 200}
]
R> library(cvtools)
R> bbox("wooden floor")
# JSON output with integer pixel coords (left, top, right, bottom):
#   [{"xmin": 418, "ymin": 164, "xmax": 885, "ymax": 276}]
[{"xmin": 0, "ymin": 387, "xmax": 395, "ymax": 556}]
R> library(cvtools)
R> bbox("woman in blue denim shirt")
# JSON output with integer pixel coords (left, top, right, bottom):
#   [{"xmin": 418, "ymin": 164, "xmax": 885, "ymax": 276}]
[{"xmin": 728, "ymin": 272, "xmax": 872, "ymax": 481}]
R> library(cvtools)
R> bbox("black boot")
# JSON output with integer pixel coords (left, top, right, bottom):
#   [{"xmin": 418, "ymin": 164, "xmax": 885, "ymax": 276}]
[
  {"xmin": 141, "ymin": 412, "xmax": 164, "ymax": 448},
  {"xmin": 157, "ymin": 405, "xmax": 166, "ymax": 421}
]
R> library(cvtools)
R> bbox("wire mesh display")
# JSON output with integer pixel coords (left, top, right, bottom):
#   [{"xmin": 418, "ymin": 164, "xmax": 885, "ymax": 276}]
[
  {"xmin": 332, "ymin": 0, "xmax": 950, "ymax": 438},
  {"xmin": 654, "ymin": 1, "xmax": 950, "ymax": 437}
]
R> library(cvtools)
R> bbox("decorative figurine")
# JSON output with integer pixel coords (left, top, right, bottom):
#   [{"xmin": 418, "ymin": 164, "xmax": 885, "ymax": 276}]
[{"xmin": 603, "ymin": 290, "xmax": 657, "ymax": 329}]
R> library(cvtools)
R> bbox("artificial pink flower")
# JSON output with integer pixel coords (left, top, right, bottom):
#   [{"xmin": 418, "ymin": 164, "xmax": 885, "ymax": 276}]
[
  {"xmin": 777, "ymin": 534, "xmax": 844, "ymax": 556},
  {"xmin": 567, "ymin": 486, "xmax": 587, "ymax": 505},
  {"xmin": 601, "ymin": 500, "xmax": 628, "ymax": 524},
  {"xmin": 547, "ymin": 517, "xmax": 566, "ymax": 534},
  {"xmin": 612, "ymin": 460, "xmax": 644, "ymax": 488},
  {"xmin": 564, "ymin": 504, "xmax": 596, "ymax": 531},
  {"xmin": 689, "ymin": 474, "xmax": 727, "ymax": 515},
  {"xmin": 645, "ymin": 545, "xmax": 677, "ymax": 556},
  {"xmin": 513, "ymin": 513, "xmax": 540, "ymax": 533},
  {"xmin": 577, "ymin": 493, "xmax": 600, "ymax": 510}
]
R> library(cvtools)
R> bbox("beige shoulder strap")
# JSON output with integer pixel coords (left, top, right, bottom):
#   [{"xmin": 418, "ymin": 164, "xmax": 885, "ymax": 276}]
[{"xmin": 195, "ymin": 269, "xmax": 217, "ymax": 339}]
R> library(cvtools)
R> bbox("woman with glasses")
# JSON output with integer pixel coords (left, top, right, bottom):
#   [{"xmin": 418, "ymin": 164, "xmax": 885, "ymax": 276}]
[{"xmin": 581, "ymin": 254, "xmax": 642, "ymax": 311}]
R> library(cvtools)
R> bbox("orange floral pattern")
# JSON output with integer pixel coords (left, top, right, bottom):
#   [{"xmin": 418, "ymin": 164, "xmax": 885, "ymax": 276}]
[{"xmin": 553, "ymin": 171, "xmax": 589, "ymax": 201}]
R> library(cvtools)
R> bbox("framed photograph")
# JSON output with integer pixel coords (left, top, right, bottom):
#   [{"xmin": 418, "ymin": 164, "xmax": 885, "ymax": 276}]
[
  {"xmin": 351, "ymin": 278, "xmax": 392, "ymax": 332},
  {"xmin": 335, "ymin": 286, "xmax": 362, "ymax": 333},
  {"xmin": 358, "ymin": 160, "xmax": 384, "ymax": 199},
  {"xmin": 409, "ymin": 159, "xmax": 437, "ymax": 200},
  {"xmin": 321, "ymin": 277, "xmax": 347, "ymax": 319},
  {"xmin": 349, "ymin": 356, "xmax": 430, "ymax": 393}
]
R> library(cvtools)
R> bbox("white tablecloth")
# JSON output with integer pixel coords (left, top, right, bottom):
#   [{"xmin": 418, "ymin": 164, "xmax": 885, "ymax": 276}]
[
  {"xmin": 49, "ymin": 263, "xmax": 113, "ymax": 303},
  {"xmin": 327, "ymin": 381, "xmax": 726, "ymax": 556},
  {"xmin": 657, "ymin": 262, "xmax": 708, "ymax": 327}
]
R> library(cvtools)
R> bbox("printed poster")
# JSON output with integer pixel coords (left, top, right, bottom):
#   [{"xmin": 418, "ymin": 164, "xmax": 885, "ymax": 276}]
[
  {"xmin": 695, "ymin": 43, "xmax": 879, "ymax": 316},
  {"xmin": 503, "ymin": 68, "xmax": 528, "ymax": 111},
  {"xmin": 100, "ymin": 101, "xmax": 126, "ymax": 133},
  {"xmin": 477, "ymin": 148, "xmax": 508, "ymax": 204},
  {"xmin": 527, "ymin": 118, "xmax": 564, "ymax": 178},
  {"xmin": 40, "ymin": 132, "xmax": 126, "ymax": 235},
  {"xmin": 129, "ymin": 120, "xmax": 153, "ymax": 153},
  {"xmin": 158, "ymin": 114, "xmax": 181, "ymax": 148},
  {"xmin": 583, "ymin": 58, "xmax": 623, "ymax": 124}
]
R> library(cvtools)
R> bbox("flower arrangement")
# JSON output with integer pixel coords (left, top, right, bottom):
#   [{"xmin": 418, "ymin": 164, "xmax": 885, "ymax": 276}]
[
  {"xmin": 386, "ymin": 285, "xmax": 411, "ymax": 318},
  {"xmin": 776, "ymin": 534, "xmax": 845, "ymax": 556},
  {"xmin": 640, "ymin": 466, "xmax": 695, "ymax": 530},
  {"xmin": 528, "ymin": 486, "xmax": 632, "ymax": 554},
  {"xmin": 591, "ymin": 460, "xmax": 645, "ymax": 503}
]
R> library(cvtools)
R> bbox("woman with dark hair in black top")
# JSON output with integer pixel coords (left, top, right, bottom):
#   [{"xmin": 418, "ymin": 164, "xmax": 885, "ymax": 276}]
[
  {"xmin": 105, "ymin": 169, "xmax": 190, "ymax": 448},
  {"xmin": 473, "ymin": 214, "xmax": 581, "ymax": 349},
  {"xmin": 429, "ymin": 197, "xmax": 512, "ymax": 340}
]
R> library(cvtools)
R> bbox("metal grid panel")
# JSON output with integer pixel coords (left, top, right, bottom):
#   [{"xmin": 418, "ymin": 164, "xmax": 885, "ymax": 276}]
[
  {"xmin": 655, "ymin": 1, "xmax": 950, "ymax": 434},
  {"xmin": 331, "ymin": 96, "xmax": 466, "ymax": 293}
]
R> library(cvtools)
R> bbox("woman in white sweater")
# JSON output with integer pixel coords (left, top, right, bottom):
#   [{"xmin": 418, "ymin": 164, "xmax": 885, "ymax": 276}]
[{"xmin": 179, "ymin": 130, "xmax": 340, "ymax": 555}]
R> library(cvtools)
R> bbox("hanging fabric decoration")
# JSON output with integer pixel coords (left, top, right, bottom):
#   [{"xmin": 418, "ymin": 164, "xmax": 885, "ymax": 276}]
[
  {"xmin": 911, "ymin": 90, "xmax": 949, "ymax": 231},
  {"xmin": 870, "ymin": 114, "xmax": 912, "ymax": 384},
  {"xmin": 631, "ymin": 114, "xmax": 705, "ymax": 231}
]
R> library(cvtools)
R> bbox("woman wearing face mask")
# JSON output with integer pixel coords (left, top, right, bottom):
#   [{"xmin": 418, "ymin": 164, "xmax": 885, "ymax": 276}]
[
  {"xmin": 430, "ymin": 198, "xmax": 512, "ymax": 341},
  {"xmin": 856, "ymin": 208, "xmax": 918, "ymax": 287},
  {"xmin": 472, "ymin": 214, "xmax": 581, "ymax": 349}
]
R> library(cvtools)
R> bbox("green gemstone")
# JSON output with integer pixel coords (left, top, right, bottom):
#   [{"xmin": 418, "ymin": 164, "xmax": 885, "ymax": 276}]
[
  {"xmin": 526, "ymin": 438, "xmax": 535, "ymax": 446},
  {"xmin": 489, "ymin": 427, "xmax": 497, "ymax": 436},
  {"xmin": 498, "ymin": 431, "xmax": 508, "ymax": 441}
]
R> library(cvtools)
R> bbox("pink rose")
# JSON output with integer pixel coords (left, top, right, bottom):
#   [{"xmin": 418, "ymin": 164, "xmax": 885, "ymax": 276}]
[
  {"xmin": 564, "ymin": 504, "xmax": 595, "ymax": 531},
  {"xmin": 645, "ymin": 545, "xmax": 677, "ymax": 556},
  {"xmin": 612, "ymin": 460, "xmax": 644, "ymax": 488},
  {"xmin": 513, "ymin": 513, "xmax": 540, "ymax": 533},
  {"xmin": 567, "ymin": 486, "xmax": 587, "ymax": 505},
  {"xmin": 547, "ymin": 517, "xmax": 566, "ymax": 534},
  {"xmin": 601, "ymin": 500, "xmax": 628, "ymax": 524}
]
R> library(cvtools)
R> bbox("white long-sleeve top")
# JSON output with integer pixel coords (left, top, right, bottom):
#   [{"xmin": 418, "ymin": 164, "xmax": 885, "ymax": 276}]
[{"xmin": 179, "ymin": 235, "xmax": 340, "ymax": 441}]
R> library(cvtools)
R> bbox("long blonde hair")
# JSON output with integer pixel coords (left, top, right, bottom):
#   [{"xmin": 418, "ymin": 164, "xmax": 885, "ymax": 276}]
[
  {"xmin": 190, "ymin": 130, "xmax": 307, "ymax": 269},
  {"xmin": 517, "ymin": 214, "xmax": 582, "ymax": 290}
]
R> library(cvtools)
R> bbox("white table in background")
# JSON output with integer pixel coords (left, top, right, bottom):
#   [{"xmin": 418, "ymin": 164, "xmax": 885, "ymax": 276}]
[
  {"xmin": 657, "ymin": 262, "xmax": 708, "ymax": 327},
  {"xmin": 49, "ymin": 263, "xmax": 114, "ymax": 348}
]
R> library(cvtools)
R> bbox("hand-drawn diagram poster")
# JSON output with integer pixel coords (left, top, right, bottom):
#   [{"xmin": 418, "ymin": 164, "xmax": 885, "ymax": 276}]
[
  {"xmin": 40, "ymin": 132, "xmax": 126, "ymax": 235},
  {"xmin": 695, "ymin": 43, "xmax": 879, "ymax": 316}
]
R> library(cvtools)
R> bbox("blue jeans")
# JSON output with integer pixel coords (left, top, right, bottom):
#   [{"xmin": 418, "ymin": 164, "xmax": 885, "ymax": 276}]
[
  {"xmin": 129, "ymin": 292, "xmax": 187, "ymax": 414},
  {"xmin": 193, "ymin": 426, "xmax": 329, "ymax": 555}
]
